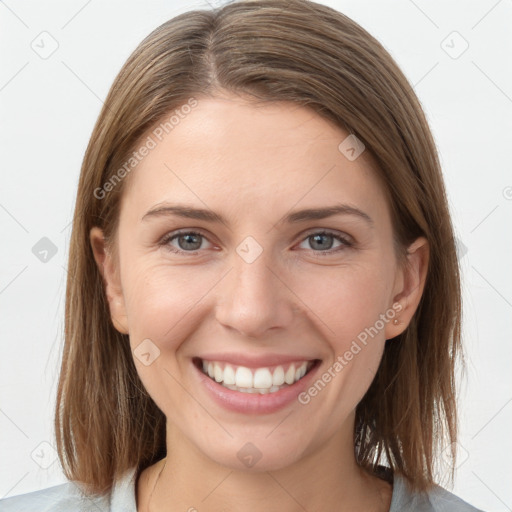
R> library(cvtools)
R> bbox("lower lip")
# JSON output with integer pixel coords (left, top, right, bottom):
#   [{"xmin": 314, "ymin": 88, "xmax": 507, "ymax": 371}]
[{"xmin": 192, "ymin": 359, "xmax": 321, "ymax": 415}]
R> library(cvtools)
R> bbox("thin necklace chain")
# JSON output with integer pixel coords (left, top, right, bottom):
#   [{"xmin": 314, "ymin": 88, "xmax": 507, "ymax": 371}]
[{"xmin": 147, "ymin": 458, "xmax": 167, "ymax": 512}]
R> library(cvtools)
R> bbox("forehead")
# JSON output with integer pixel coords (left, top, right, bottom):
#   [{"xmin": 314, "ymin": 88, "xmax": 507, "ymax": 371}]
[{"xmin": 120, "ymin": 94, "xmax": 390, "ymax": 226}]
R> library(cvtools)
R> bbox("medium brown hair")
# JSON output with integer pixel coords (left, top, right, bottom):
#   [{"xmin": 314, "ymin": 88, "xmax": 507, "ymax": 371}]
[{"xmin": 55, "ymin": 0, "xmax": 462, "ymax": 496}]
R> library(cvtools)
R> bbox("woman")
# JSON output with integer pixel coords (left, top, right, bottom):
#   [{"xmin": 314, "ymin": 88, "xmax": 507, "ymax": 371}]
[{"xmin": 0, "ymin": 0, "xmax": 484, "ymax": 510}]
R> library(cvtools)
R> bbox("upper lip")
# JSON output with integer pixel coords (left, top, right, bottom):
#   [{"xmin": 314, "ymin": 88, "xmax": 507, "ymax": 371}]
[{"xmin": 195, "ymin": 353, "xmax": 319, "ymax": 368}]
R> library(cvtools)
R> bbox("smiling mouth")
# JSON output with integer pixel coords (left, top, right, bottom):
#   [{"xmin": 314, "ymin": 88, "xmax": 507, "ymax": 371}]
[{"xmin": 193, "ymin": 357, "xmax": 320, "ymax": 394}]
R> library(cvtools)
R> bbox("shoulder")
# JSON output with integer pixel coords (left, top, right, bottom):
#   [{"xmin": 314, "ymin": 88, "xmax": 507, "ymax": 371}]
[
  {"xmin": 390, "ymin": 472, "xmax": 486, "ymax": 512},
  {"xmin": 0, "ymin": 481, "xmax": 109, "ymax": 512},
  {"xmin": 0, "ymin": 467, "xmax": 138, "ymax": 512}
]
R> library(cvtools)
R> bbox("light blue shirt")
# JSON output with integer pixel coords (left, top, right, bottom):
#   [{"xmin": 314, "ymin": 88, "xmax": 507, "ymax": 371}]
[{"xmin": 0, "ymin": 466, "xmax": 485, "ymax": 511}]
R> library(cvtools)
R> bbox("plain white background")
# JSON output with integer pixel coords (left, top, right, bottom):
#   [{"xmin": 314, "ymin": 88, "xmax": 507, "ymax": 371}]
[{"xmin": 0, "ymin": 0, "xmax": 511, "ymax": 510}]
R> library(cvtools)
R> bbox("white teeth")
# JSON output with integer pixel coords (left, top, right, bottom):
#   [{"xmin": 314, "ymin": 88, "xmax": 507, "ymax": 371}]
[
  {"xmin": 201, "ymin": 360, "xmax": 312, "ymax": 391},
  {"xmin": 214, "ymin": 363, "xmax": 223, "ymax": 382},
  {"xmin": 272, "ymin": 366, "xmax": 285, "ymax": 386},
  {"xmin": 253, "ymin": 368, "xmax": 273, "ymax": 389},
  {"xmin": 223, "ymin": 364, "xmax": 236, "ymax": 385},
  {"xmin": 235, "ymin": 366, "xmax": 253, "ymax": 388},
  {"xmin": 295, "ymin": 364, "xmax": 307, "ymax": 381},
  {"xmin": 284, "ymin": 364, "xmax": 296, "ymax": 385}
]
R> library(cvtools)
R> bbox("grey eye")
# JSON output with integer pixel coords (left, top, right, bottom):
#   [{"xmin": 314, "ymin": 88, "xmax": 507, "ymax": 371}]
[
  {"xmin": 175, "ymin": 233, "xmax": 203, "ymax": 251},
  {"xmin": 296, "ymin": 231, "xmax": 351, "ymax": 253},
  {"xmin": 308, "ymin": 233, "xmax": 335, "ymax": 250}
]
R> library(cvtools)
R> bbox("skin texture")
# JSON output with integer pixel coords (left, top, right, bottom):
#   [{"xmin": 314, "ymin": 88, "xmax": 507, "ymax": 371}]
[{"xmin": 90, "ymin": 92, "xmax": 429, "ymax": 512}]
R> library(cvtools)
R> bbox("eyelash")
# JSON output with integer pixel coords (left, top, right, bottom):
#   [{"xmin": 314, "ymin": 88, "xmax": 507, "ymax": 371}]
[{"xmin": 158, "ymin": 229, "xmax": 353, "ymax": 256}]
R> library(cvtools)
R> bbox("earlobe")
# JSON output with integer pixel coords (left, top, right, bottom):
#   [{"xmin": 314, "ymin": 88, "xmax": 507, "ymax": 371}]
[
  {"xmin": 385, "ymin": 236, "xmax": 429, "ymax": 340},
  {"xmin": 89, "ymin": 227, "xmax": 129, "ymax": 335}
]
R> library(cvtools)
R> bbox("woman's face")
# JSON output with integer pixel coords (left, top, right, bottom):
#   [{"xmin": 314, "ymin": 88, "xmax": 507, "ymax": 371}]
[{"xmin": 91, "ymin": 93, "xmax": 427, "ymax": 472}]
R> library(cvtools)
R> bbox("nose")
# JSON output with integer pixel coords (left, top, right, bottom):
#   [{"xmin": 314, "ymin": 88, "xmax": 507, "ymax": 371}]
[{"xmin": 215, "ymin": 248, "xmax": 295, "ymax": 339}]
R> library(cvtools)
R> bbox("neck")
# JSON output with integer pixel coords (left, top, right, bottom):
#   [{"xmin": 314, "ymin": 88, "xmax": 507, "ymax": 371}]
[{"xmin": 138, "ymin": 418, "xmax": 392, "ymax": 512}]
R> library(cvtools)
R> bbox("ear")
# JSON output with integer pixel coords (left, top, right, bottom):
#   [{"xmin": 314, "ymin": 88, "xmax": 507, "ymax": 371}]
[
  {"xmin": 385, "ymin": 236, "xmax": 429, "ymax": 340},
  {"xmin": 89, "ymin": 227, "xmax": 129, "ymax": 334}
]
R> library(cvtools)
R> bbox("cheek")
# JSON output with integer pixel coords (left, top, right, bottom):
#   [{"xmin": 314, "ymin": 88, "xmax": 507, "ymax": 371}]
[
  {"xmin": 291, "ymin": 260, "xmax": 392, "ymax": 347},
  {"xmin": 121, "ymin": 259, "xmax": 220, "ymax": 346},
  {"xmin": 120, "ymin": 262, "xmax": 215, "ymax": 413},
  {"xmin": 290, "ymin": 262, "xmax": 392, "ymax": 405}
]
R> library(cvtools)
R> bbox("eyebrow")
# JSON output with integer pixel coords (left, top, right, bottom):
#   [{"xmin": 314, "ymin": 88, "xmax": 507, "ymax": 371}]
[{"xmin": 142, "ymin": 203, "xmax": 374, "ymax": 227}]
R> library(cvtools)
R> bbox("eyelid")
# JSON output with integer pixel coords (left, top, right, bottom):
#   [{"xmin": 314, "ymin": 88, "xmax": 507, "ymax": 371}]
[{"xmin": 298, "ymin": 227, "xmax": 354, "ymax": 244}]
